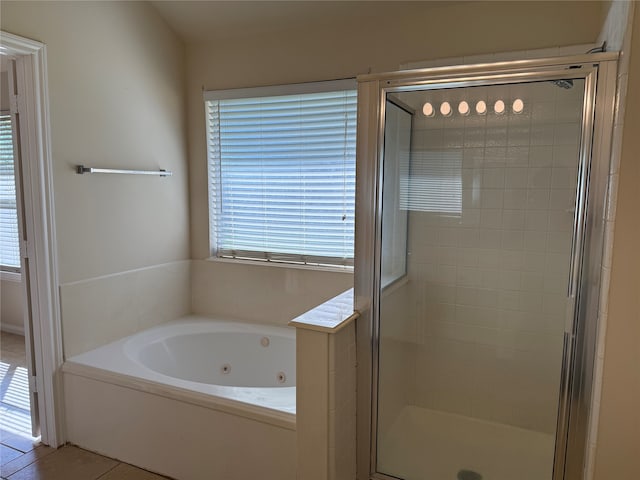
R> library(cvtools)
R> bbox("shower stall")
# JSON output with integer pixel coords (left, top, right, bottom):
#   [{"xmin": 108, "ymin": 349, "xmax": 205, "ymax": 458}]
[{"xmin": 355, "ymin": 54, "xmax": 617, "ymax": 480}]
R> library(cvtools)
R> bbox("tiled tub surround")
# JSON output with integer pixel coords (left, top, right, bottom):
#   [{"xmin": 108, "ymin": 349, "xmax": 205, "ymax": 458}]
[
  {"xmin": 62, "ymin": 316, "xmax": 296, "ymax": 480},
  {"xmin": 191, "ymin": 258, "xmax": 354, "ymax": 326},
  {"xmin": 60, "ymin": 258, "xmax": 353, "ymax": 357},
  {"xmin": 377, "ymin": 80, "xmax": 585, "ymax": 478},
  {"xmin": 59, "ymin": 260, "xmax": 191, "ymax": 357},
  {"xmin": 290, "ymin": 289, "xmax": 358, "ymax": 480}
]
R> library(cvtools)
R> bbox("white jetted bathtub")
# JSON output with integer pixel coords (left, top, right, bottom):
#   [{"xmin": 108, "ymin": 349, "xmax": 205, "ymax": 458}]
[{"xmin": 62, "ymin": 317, "xmax": 297, "ymax": 480}]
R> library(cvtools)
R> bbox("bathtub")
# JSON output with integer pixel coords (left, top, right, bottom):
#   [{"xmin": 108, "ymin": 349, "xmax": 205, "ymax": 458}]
[{"xmin": 62, "ymin": 316, "xmax": 297, "ymax": 480}]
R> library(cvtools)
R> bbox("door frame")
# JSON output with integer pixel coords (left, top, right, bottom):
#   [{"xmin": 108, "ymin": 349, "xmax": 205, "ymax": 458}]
[
  {"xmin": 1, "ymin": 30, "xmax": 65, "ymax": 447},
  {"xmin": 354, "ymin": 53, "xmax": 618, "ymax": 480}
]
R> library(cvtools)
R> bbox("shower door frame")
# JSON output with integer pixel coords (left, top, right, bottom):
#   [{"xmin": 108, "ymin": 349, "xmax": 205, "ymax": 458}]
[{"xmin": 354, "ymin": 53, "xmax": 618, "ymax": 480}]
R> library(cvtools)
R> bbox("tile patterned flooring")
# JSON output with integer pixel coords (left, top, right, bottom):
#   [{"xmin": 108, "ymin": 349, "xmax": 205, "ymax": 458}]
[
  {"xmin": 1, "ymin": 443, "xmax": 172, "ymax": 480},
  {"xmin": 1, "ymin": 332, "xmax": 171, "ymax": 479},
  {"xmin": 1, "ymin": 333, "xmax": 33, "ymax": 441}
]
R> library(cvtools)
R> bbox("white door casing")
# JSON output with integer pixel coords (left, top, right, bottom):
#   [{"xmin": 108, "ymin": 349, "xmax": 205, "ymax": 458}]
[{"xmin": 0, "ymin": 30, "xmax": 64, "ymax": 447}]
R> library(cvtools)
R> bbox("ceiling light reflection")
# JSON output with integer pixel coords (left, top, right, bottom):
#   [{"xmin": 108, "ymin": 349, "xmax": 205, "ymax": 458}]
[
  {"xmin": 440, "ymin": 101, "xmax": 452, "ymax": 117},
  {"xmin": 512, "ymin": 98, "xmax": 524, "ymax": 114},
  {"xmin": 422, "ymin": 102, "xmax": 435, "ymax": 117}
]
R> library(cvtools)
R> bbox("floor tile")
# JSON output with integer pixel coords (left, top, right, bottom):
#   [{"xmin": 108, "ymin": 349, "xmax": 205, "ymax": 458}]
[
  {"xmin": 0, "ymin": 368, "xmax": 31, "ymax": 412},
  {"xmin": 0, "ymin": 408, "xmax": 35, "ymax": 451},
  {"xmin": 0, "ymin": 332, "xmax": 35, "ymax": 443},
  {"xmin": 0, "ymin": 430, "xmax": 38, "ymax": 454},
  {"xmin": 0, "ymin": 334, "xmax": 27, "ymax": 369},
  {"xmin": 0, "ymin": 445, "xmax": 22, "ymax": 466},
  {"xmin": 0, "ymin": 445, "xmax": 55, "ymax": 478},
  {"xmin": 97, "ymin": 463, "xmax": 171, "ymax": 480},
  {"xmin": 7, "ymin": 445, "xmax": 118, "ymax": 480}
]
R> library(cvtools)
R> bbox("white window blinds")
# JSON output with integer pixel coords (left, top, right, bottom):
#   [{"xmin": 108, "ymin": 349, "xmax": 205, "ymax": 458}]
[
  {"xmin": 401, "ymin": 150, "xmax": 463, "ymax": 215},
  {"xmin": 205, "ymin": 84, "xmax": 356, "ymax": 267},
  {"xmin": 0, "ymin": 113, "xmax": 20, "ymax": 270}
]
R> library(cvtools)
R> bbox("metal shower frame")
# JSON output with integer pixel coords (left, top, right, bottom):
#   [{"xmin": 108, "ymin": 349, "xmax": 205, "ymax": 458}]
[{"xmin": 354, "ymin": 53, "xmax": 618, "ymax": 480}]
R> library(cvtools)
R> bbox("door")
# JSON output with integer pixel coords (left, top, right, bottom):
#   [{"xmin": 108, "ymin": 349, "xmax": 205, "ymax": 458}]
[
  {"xmin": 355, "ymin": 55, "xmax": 618, "ymax": 480},
  {"xmin": 6, "ymin": 57, "xmax": 40, "ymax": 438}
]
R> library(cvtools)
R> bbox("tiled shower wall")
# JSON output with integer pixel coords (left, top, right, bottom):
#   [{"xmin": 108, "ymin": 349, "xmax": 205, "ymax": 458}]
[
  {"xmin": 587, "ymin": 3, "xmax": 636, "ymax": 479},
  {"xmin": 381, "ymin": 80, "xmax": 585, "ymax": 434}
]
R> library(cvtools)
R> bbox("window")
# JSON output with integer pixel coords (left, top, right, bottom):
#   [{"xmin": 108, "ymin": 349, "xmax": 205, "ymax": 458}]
[
  {"xmin": 205, "ymin": 80, "xmax": 356, "ymax": 267},
  {"xmin": 401, "ymin": 150, "xmax": 462, "ymax": 215},
  {"xmin": 0, "ymin": 112, "xmax": 20, "ymax": 272}
]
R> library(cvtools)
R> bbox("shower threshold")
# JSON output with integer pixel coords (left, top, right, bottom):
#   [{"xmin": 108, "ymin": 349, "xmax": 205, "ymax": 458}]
[{"xmin": 377, "ymin": 406, "xmax": 555, "ymax": 480}]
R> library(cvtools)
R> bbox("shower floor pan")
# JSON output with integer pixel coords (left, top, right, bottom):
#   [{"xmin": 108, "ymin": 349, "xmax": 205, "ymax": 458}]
[{"xmin": 378, "ymin": 406, "xmax": 555, "ymax": 480}]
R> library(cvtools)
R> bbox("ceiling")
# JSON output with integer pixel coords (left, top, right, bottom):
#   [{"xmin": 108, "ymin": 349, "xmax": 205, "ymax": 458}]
[{"xmin": 150, "ymin": 1, "xmax": 452, "ymax": 44}]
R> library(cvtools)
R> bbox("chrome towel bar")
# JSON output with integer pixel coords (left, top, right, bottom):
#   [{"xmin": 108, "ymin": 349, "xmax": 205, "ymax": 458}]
[{"xmin": 76, "ymin": 165, "xmax": 172, "ymax": 177}]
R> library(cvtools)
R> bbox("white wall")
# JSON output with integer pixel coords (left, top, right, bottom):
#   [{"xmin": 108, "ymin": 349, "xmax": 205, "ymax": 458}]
[
  {"xmin": 1, "ymin": 1, "xmax": 190, "ymax": 283},
  {"xmin": 0, "ymin": 279, "xmax": 23, "ymax": 334},
  {"xmin": 185, "ymin": 1, "xmax": 603, "ymax": 323},
  {"xmin": 0, "ymin": 1, "xmax": 191, "ymax": 356}
]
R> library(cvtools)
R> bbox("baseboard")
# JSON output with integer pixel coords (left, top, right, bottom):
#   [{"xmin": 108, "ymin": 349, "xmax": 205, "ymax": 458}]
[{"xmin": 1, "ymin": 323, "xmax": 25, "ymax": 336}]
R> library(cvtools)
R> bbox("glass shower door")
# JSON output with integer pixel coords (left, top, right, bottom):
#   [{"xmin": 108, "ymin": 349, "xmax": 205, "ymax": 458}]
[{"xmin": 376, "ymin": 78, "xmax": 587, "ymax": 480}]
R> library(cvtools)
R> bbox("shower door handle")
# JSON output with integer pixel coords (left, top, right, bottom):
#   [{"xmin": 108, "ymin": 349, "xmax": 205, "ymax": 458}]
[{"xmin": 566, "ymin": 149, "xmax": 589, "ymax": 333}]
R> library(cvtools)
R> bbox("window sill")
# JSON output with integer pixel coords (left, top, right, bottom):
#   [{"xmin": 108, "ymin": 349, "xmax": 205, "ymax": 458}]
[
  {"xmin": 0, "ymin": 271, "xmax": 22, "ymax": 283},
  {"xmin": 206, "ymin": 256, "xmax": 354, "ymax": 275}
]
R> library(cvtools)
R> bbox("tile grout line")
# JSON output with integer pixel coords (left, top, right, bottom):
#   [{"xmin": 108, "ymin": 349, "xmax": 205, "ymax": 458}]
[
  {"xmin": 93, "ymin": 459, "xmax": 174, "ymax": 479},
  {"xmin": 1, "ymin": 445, "xmax": 54, "ymax": 478},
  {"xmin": 95, "ymin": 461, "xmax": 122, "ymax": 479},
  {"xmin": 0, "ymin": 443, "xmax": 23, "ymax": 454}
]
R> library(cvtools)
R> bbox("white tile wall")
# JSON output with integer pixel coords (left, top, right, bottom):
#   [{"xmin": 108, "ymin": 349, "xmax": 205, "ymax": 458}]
[
  {"xmin": 390, "ymin": 35, "xmax": 631, "ymax": 477},
  {"xmin": 191, "ymin": 259, "xmax": 353, "ymax": 326},
  {"xmin": 296, "ymin": 320, "xmax": 357, "ymax": 480},
  {"xmin": 586, "ymin": 3, "xmax": 636, "ymax": 480},
  {"xmin": 379, "ymin": 81, "xmax": 586, "ymax": 434},
  {"xmin": 329, "ymin": 322, "xmax": 357, "ymax": 480},
  {"xmin": 60, "ymin": 260, "xmax": 191, "ymax": 357},
  {"xmin": 296, "ymin": 328, "xmax": 329, "ymax": 480}
]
